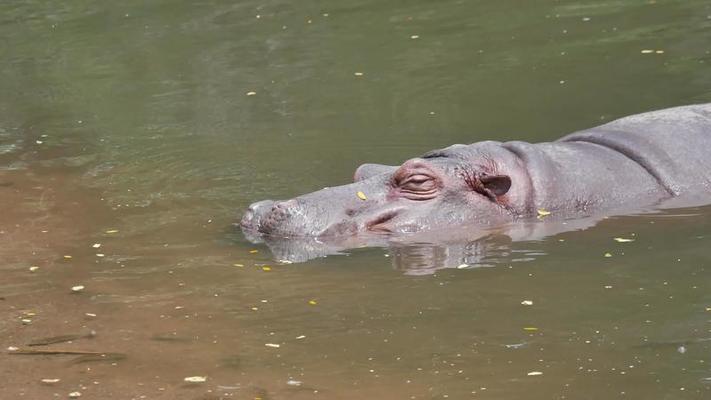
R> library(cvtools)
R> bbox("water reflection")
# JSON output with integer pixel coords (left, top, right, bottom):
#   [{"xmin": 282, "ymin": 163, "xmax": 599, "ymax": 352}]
[{"xmin": 242, "ymin": 213, "xmax": 609, "ymax": 274}]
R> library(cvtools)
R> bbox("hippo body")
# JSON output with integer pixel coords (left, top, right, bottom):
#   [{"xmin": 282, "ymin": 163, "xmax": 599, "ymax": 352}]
[{"xmin": 241, "ymin": 103, "xmax": 711, "ymax": 243}]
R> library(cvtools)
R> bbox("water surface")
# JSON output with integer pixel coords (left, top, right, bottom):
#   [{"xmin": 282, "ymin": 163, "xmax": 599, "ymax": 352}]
[{"xmin": 2, "ymin": 0, "xmax": 711, "ymax": 398}]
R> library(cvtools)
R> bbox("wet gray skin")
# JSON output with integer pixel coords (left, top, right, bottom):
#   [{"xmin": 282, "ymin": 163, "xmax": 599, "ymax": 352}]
[{"xmin": 241, "ymin": 103, "xmax": 711, "ymax": 248}]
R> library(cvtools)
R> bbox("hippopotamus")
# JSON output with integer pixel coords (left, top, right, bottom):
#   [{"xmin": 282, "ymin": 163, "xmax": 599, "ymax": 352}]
[{"xmin": 240, "ymin": 104, "xmax": 711, "ymax": 249}]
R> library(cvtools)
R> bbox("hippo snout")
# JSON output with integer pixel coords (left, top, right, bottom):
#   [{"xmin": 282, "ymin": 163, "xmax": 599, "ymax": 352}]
[{"xmin": 241, "ymin": 199, "xmax": 306, "ymax": 236}]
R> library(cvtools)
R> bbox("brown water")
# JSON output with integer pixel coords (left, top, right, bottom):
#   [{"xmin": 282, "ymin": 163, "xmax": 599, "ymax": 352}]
[{"xmin": 2, "ymin": 0, "xmax": 711, "ymax": 398}]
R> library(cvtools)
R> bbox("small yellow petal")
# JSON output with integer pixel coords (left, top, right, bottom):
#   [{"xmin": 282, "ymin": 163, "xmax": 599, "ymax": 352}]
[
  {"xmin": 613, "ymin": 237, "xmax": 634, "ymax": 243},
  {"xmin": 308, "ymin": 300, "xmax": 317, "ymax": 305},
  {"xmin": 63, "ymin": 255, "xmax": 72, "ymax": 259},
  {"xmin": 249, "ymin": 250, "xmax": 259, "ymax": 254},
  {"xmin": 233, "ymin": 263, "xmax": 244, "ymax": 267},
  {"xmin": 536, "ymin": 209, "xmax": 551, "ymax": 217},
  {"xmin": 262, "ymin": 266, "xmax": 271, "ymax": 271},
  {"xmin": 523, "ymin": 327, "xmax": 539, "ymax": 331},
  {"xmin": 105, "ymin": 229, "xmax": 119, "ymax": 234},
  {"xmin": 357, "ymin": 191, "xmax": 367, "ymax": 200}
]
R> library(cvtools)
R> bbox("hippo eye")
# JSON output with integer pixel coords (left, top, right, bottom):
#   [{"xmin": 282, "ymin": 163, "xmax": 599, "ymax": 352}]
[{"xmin": 397, "ymin": 174, "xmax": 438, "ymax": 199}]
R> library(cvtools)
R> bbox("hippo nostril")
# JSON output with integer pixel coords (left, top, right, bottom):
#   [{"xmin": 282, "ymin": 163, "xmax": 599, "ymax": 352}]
[
  {"xmin": 249, "ymin": 199, "xmax": 275, "ymax": 213},
  {"xmin": 273, "ymin": 199, "xmax": 298, "ymax": 210}
]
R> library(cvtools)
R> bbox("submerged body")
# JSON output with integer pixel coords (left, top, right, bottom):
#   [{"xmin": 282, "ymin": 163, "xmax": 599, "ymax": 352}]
[{"xmin": 241, "ymin": 104, "xmax": 711, "ymax": 241}]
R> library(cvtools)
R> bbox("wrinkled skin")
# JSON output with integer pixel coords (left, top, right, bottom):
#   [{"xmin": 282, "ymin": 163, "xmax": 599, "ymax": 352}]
[{"xmin": 241, "ymin": 103, "xmax": 711, "ymax": 252}]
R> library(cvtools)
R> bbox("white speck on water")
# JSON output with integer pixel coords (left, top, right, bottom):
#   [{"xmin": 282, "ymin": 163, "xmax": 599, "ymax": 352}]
[
  {"xmin": 71, "ymin": 285, "xmax": 85, "ymax": 292},
  {"xmin": 678, "ymin": 345, "xmax": 687, "ymax": 354},
  {"xmin": 184, "ymin": 376, "xmax": 207, "ymax": 383},
  {"xmin": 527, "ymin": 371, "xmax": 543, "ymax": 376},
  {"xmin": 287, "ymin": 380, "xmax": 303, "ymax": 386},
  {"xmin": 521, "ymin": 300, "xmax": 533, "ymax": 306},
  {"xmin": 265, "ymin": 343, "xmax": 280, "ymax": 348}
]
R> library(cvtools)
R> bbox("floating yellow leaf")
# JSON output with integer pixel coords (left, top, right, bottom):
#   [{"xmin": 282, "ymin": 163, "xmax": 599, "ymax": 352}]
[
  {"xmin": 262, "ymin": 266, "xmax": 271, "ymax": 271},
  {"xmin": 357, "ymin": 191, "xmax": 367, "ymax": 200},
  {"xmin": 523, "ymin": 327, "xmax": 538, "ymax": 332},
  {"xmin": 63, "ymin": 255, "xmax": 72, "ymax": 259},
  {"xmin": 233, "ymin": 263, "xmax": 244, "ymax": 267},
  {"xmin": 613, "ymin": 237, "xmax": 634, "ymax": 243},
  {"xmin": 249, "ymin": 250, "xmax": 259, "ymax": 254},
  {"xmin": 536, "ymin": 209, "xmax": 551, "ymax": 217},
  {"xmin": 308, "ymin": 300, "xmax": 317, "ymax": 305},
  {"xmin": 604, "ymin": 253, "xmax": 612, "ymax": 258},
  {"xmin": 105, "ymin": 229, "xmax": 119, "ymax": 234}
]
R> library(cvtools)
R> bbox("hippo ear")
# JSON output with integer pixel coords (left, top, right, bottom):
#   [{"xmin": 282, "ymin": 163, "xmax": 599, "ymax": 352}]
[{"xmin": 476, "ymin": 174, "xmax": 511, "ymax": 200}]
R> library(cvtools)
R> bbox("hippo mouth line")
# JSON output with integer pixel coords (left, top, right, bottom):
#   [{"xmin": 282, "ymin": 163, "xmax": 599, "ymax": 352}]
[
  {"xmin": 239, "ymin": 208, "xmax": 402, "ymax": 239},
  {"xmin": 366, "ymin": 210, "xmax": 399, "ymax": 233}
]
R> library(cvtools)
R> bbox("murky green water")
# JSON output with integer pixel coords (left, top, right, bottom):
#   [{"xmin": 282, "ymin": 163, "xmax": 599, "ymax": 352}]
[{"xmin": 2, "ymin": 0, "xmax": 711, "ymax": 398}]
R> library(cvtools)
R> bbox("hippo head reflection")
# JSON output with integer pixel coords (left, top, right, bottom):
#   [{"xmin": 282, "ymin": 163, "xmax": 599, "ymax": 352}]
[{"xmin": 240, "ymin": 215, "xmax": 604, "ymax": 275}]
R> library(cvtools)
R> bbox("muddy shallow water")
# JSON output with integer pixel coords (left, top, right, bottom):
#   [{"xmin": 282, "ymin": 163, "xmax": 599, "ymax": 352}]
[{"xmin": 2, "ymin": 0, "xmax": 711, "ymax": 399}]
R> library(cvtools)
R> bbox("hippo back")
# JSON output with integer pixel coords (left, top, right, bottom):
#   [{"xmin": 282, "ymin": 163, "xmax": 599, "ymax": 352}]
[{"xmin": 559, "ymin": 103, "xmax": 711, "ymax": 196}]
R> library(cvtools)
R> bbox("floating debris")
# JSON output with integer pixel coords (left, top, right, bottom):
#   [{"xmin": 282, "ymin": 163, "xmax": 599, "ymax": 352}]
[
  {"xmin": 262, "ymin": 266, "xmax": 272, "ymax": 272},
  {"xmin": 295, "ymin": 335, "xmax": 306, "ymax": 340},
  {"xmin": 29, "ymin": 266, "xmax": 39, "ymax": 272},
  {"xmin": 71, "ymin": 286, "xmax": 85, "ymax": 293},
  {"xmin": 527, "ymin": 371, "xmax": 543, "ymax": 376},
  {"xmin": 523, "ymin": 327, "xmax": 539, "ymax": 332},
  {"xmin": 184, "ymin": 376, "xmax": 207, "ymax": 383},
  {"xmin": 233, "ymin": 263, "xmax": 244, "ymax": 267},
  {"xmin": 604, "ymin": 252, "xmax": 613, "ymax": 257},
  {"xmin": 249, "ymin": 250, "xmax": 259, "ymax": 254},
  {"xmin": 246, "ymin": 91, "xmax": 257, "ymax": 96},
  {"xmin": 28, "ymin": 331, "xmax": 96, "ymax": 347},
  {"xmin": 265, "ymin": 343, "xmax": 280, "ymax": 348},
  {"xmin": 354, "ymin": 72, "xmax": 364, "ymax": 77},
  {"xmin": 63, "ymin": 255, "xmax": 73, "ymax": 260},
  {"xmin": 613, "ymin": 237, "xmax": 634, "ymax": 243},
  {"xmin": 308, "ymin": 300, "xmax": 318, "ymax": 305},
  {"xmin": 92, "ymin": 243, "xmax": 101, "ymax": 248},
  {"xmin": 410, "ymin": 35, "xmax": 420, "ymax": 39},
  {"xmin": 357, "ymin": 191, "xmax": 367, "ymax": 200},
  {"xmin": 521, "ymin": 300, "xmax": 533, "ymax": 306},
  {"xmin": 456, "ymin": 264, "xmax": 469, "ymax": 269},
  {"xmin": 40, "ymin": 378, "xmax": 60, "ymax": 384},
  {"xmin": 287, "ymin": 380, "xmax": 303, "ymax": 386},
  {"xmin": 68, "ymin": 392, "xmax": 82, "ymax": 398},
  {"xmin": 537, "ymin": 209, "xmax": 551, "ymax": 217},
  {"xmin": 105, "ymin": 229, "xmax": 119, "ymax": 234}
]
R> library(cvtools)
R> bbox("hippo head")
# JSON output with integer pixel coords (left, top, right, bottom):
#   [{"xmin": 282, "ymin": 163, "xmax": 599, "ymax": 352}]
[{"xmin": 240, "ymin": 141, "xmax": 532, "ymax": 239}]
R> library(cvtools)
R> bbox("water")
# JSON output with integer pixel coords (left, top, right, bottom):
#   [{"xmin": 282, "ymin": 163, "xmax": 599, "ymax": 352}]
[{"xmin": 2, "ymin": 0, "xmax": 711, "ymax": 398}]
